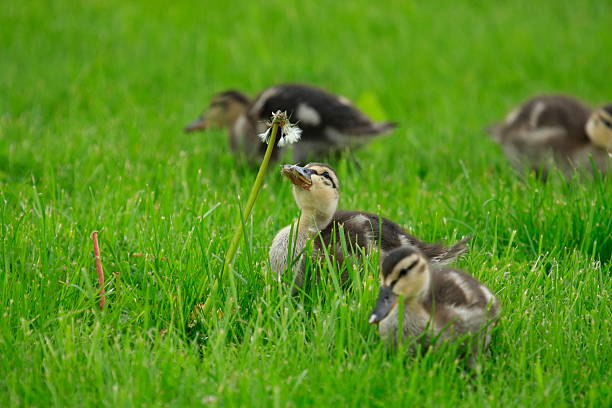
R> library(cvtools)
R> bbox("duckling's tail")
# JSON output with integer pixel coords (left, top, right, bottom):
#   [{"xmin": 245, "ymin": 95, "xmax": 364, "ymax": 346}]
[
  {"xmin": 349, "ymin": 121, "xmax": 398, "ymax": 136},
  {"xmin": 372, "ymin": 121, "xmax": 398, "ymax": 135},
  {"xmin": 485, "ymin": 122, "xmax": 503, "ymax": 142},
  {"xmin": 427, "ymin": 235, "xmax": 471, "ymax": 265}
]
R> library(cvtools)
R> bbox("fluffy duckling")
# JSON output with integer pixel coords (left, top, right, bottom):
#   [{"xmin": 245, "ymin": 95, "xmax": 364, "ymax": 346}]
[
  {"xmin": 487, "ymin": 95, "xmax": 612, "ymax": 177},
  {"xmin": 269, "ymin": 163, "xmax": 469, "ymax": 288},
  {"xmin": 185, "ymin": 84, "xmax": 397, "ymax": 163},
  {"xmin": 369, "ymin": 247, "xmax": 500, "ymax": 364}
]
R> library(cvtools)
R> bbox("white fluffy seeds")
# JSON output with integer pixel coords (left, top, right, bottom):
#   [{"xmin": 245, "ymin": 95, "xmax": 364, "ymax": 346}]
[{"xmin": 258, "ymin": 111, "xmax": 302, "ymax": 147}]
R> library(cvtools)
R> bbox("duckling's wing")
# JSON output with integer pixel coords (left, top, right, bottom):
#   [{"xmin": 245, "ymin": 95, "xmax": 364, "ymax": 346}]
[
  {"xmin": 313, "ymin": 217, "xmax": 371, "ymax": 283},
  {"xmin": 428, "ymin": 268, "xmax": 500, "ymax": 317},
  {"xmin": 532, "ymin": 95, "xmax": 591, "ymax": 136},
  {"xmin": 248, "ymin": 84, "xmax": 394, "ymax": 137},
  {"xmin": 488, "ymin": 94, "xmax": 591, "ymax": 146},
  {"xmin": 427, "ymin": 269, "xmax": 473, "ymax": 307},
  {"xmin": 355, "ymin": 212, "xmax": 470, "ymax": 264},
  {"xmin": 329, "ymin": 211, "xmax": 469, "ymax": 264}
]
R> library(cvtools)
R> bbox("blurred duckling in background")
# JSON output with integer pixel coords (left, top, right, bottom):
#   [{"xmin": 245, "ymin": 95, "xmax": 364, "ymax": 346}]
[
  {"xmin": 269, "ymin": 163, "xmax": 469, "ymax": 288},
  {"xmin": 185, "ymin": 83, "xmax": 397, "ymax": 164},
  {"xmin": 369, "ymin": 247, "xmax": 500, "ymax": 366},
  {"xmin": 487, "ymin": 95, "xmax": 612, "ymax": 177}
]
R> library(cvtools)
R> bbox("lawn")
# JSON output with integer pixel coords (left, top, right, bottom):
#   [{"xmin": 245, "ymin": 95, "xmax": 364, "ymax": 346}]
[{"xmin": 0, "ymin": 0, "xmax": 610, "ymax": 406}]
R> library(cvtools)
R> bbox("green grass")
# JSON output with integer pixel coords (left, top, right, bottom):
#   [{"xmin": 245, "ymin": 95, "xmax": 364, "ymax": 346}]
[{"xmin": 1, "ymin": 0, "xmax": 611, "ymax": 406}]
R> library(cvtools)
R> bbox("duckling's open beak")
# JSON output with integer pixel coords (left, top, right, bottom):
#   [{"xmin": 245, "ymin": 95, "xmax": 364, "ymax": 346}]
[
  {"xmin": 184, "ymin": 115, "xmax": 208, "ymax": 133},
  {"xmin": 369, "ymin": 286, "xmax": 397, "ymax": 324},
  {"xmin": 281, "ymin": 164, "xmax": 314, "ymax": 190}
]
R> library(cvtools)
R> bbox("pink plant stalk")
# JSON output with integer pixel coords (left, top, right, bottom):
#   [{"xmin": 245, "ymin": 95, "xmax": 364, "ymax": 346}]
[{"xmin": 91, "ymin": 231, "xmax": 106, "ymax": 309}]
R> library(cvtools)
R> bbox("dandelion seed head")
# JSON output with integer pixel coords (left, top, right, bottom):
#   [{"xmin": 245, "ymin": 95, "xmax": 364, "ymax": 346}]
[
  {"xmin": 258, "ymin": 128, "xmax": 271, "ymax": 143},
  {"xmin": 271, "ymin": 110, "xmax": 287, "ymax": 124},
  {"xmin": 258, "ymin": 110, "xmax": 302, "ymax": 146},
  {"xmin": 278, "ymin": 124, "xmax": 302, "ymax": 147}
]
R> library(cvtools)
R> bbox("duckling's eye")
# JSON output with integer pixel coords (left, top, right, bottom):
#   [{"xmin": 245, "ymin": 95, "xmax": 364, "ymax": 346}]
[
  {"xmin": 390, "ymin": 261, "xmax": 417, "ymax": 286},
  {"xmin": 390, "ymin": 269, "xmax": 408, "ymax": 287},
  {"xmin": 602, "ymin": 118, "xmax": 612, "ymax": 128},
  {"xmin": 397, "ymin": 260, "xmax": 418, "ymax": 279},
  {"xmin": 319, "ymin": 171, "xmax": 337, "ymax": 188}
]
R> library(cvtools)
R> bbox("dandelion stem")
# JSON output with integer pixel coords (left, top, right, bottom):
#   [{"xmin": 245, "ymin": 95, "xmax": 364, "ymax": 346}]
[
  {"xmin": 223, "ymin": 120, "xmax": 279, "ymax": 276},
  {"xmin": 202, "ymin": 121, "xmax": 280, "ymax": 314}
]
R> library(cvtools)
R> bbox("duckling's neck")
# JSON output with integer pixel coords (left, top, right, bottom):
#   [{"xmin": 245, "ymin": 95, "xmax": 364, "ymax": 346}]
[
  {"xmin": 407, "ymin": 290, "xmax": 429, "ymax": 308},
  {"xmin": 228, "ymin": 105, "xmax": 250, "ymax": 127},
  {"xmin": 297, "ymin": 208, "xmax": 334, "ymax": 235}
]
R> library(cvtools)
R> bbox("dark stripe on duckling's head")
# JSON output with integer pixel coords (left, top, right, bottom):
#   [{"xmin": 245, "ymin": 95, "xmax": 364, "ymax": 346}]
[
  {"xmin": 216, "ymin": 90, "xmax": 251, "ymax": 105},
  {"xmin": 381, "ymin": 247, "xmax": 421, "ymax": 278},
  {"xmin": 371, "ymin": 248, "xmax": 426, "ymax": 324},
  {"xmin": 598, "ymin": 105, "xmax": 612, "ymax": 129},
  {"xmin": 305, "ymin": 163, "xmax": 340, "ymax": 190}
]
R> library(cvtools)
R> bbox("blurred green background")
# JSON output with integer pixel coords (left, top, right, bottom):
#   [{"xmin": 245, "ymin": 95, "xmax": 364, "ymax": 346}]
[{"xmin": 1, "ymin": 0, "xmax": 610, "ymax": 406}]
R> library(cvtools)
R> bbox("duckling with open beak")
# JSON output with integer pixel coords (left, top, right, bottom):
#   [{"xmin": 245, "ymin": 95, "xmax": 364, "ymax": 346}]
[
  {"xmin": 370, "ymin": 247, "xmax": 500, "ymax": 365},
  {"xmin": 269, "ymin": 163, "xmax": 470, "ymax": 289}
]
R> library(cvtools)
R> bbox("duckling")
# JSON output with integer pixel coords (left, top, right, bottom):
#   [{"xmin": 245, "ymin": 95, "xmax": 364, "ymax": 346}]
[
  {"xmin": 369, "ymin": 247, "xmax": 500, "ymax": 365},
  {"xmin": 185, "ymin": 84, "xmax": 397, "ymax": 163},
  {"xmin": 487, "ymin": 95, "xmax": 612, "ymax": 177},
  {"xmin": 269, "ymin": 163, "xmax": 470, "ymax": 288}
]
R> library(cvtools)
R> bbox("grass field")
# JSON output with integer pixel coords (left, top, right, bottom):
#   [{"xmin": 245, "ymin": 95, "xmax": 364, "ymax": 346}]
[{"xmin": 1, "ymin": 0, "xmax": 611, "ymax": 406}]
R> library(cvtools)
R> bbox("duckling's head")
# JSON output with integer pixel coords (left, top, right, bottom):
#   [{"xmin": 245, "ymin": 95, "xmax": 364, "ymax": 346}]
[
  {"xmin": 184, "ymin": 90, "xmax": 251, "ymax": 132},
  {"xmin": 586, "ymin": 104, "xmax": 612, "ymax": 151},
  {"xmin": 281, "ymin": 163, "xmax": 340, "ymax": 224},
  {"xmin": 369, "ymin": 247, "xmax": 430, "ymax": 324}
]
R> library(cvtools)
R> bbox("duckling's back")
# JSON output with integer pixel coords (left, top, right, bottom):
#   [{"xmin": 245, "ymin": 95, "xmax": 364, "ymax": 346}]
[
  {"xmin": 487, "ymin": 94, "xmax": 593, "ymax": 175},
  {"xmin": 249, "ymin": 84, "xmax": 373, "ymax": 133},
  {"xmin": 488, "ymin": 94, "xmax": 590, "ymax": 143},
  {"xmin": 424, "ymin": 267, "xmax": 500, "ymax": 335},
  {"xmin": 247, "ymin": 84, "xmax": 396, "ymax": 162},
  {"xmin": 314, "ymin": 210, "xmax": 469, "ymax": 268}
]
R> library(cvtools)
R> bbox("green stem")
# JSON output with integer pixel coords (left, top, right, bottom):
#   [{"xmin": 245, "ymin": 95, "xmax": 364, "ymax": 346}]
[
  {"xmin": 202, "ymin": 121, "xmax": 280, "ymax": 314},
  {"xmin": 223, "ymin": 121, "xmax": 280, "ymax": 277}
]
